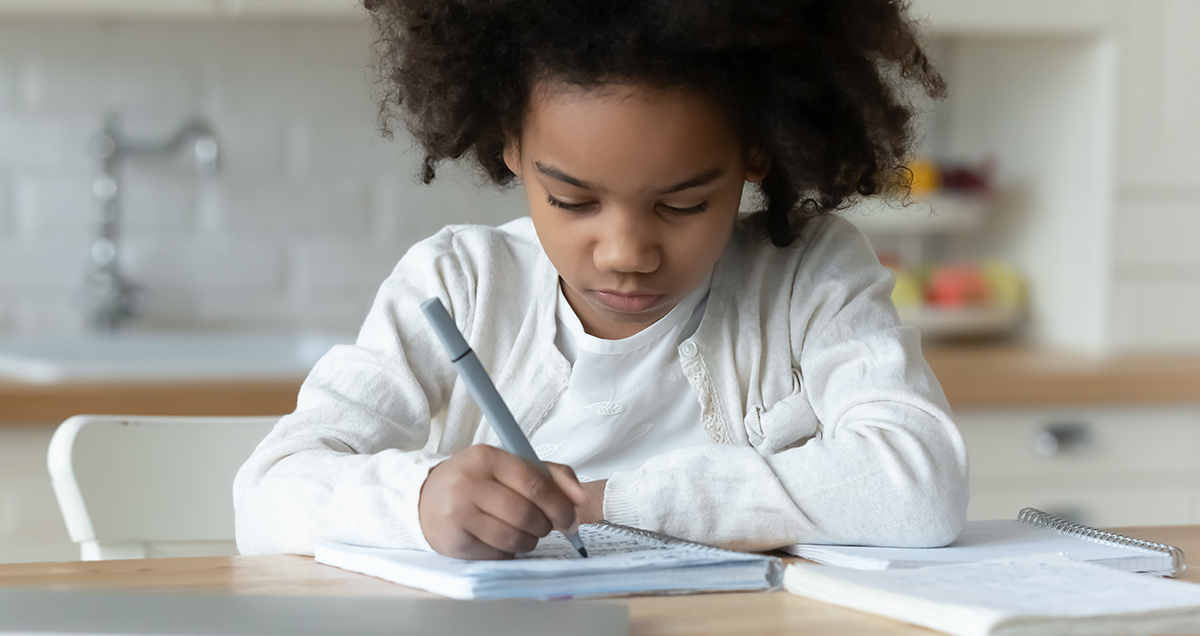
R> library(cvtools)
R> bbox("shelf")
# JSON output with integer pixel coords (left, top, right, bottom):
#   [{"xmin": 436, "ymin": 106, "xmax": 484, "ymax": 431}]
[
  {"xmin": 899, "ymin": 304, "xmax": 1024, "ymax": 340},
  {"xmin": 842, "ymin": 193, "xmax": 989, "ymax": 235}
]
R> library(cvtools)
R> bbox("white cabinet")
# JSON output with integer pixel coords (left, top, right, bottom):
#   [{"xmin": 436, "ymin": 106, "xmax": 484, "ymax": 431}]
[
  {"xmin": 0, "ymin": 0, "xmax": 360, "ymax": 17},
  {"xmin": 1116, "ymin": 0, "xmax": 1200, "ymax": 189},
  {"xmin": 1110, "ymin": 0, "xmax": 1200, "ymax": 351},
  {"xmin": 956, "ymin": 406, "xmax": 1200, "ymax": 526},
  {"xmin": 912, "ymin": 0, "xmax": 1117, "ymax": 36}
]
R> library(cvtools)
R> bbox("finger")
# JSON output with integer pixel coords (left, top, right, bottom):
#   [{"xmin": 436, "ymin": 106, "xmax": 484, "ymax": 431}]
[
  {"xmin": 473, "ymin": 481, "xmax": 554, "ymax": 538},
  {"xmin": 491, "ymin": 453, "xmax": 578, "ymax": 532},
  {"xmin": 437, "ymin": 527, "xmax": 513, "ymax": 561},
  {"xmin": 546, "ymin": 462, "xmax": 588, "ymax": 507},
  {"xmin": 465, "ymin": 508, "xmax": 541, "ymax": 556}
]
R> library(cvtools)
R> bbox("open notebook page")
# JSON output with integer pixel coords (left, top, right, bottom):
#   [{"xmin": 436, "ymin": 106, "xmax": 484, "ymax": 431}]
[
  {"xmin": 315, "ymin": 523, "xmax": 779, "ymax": 599},
  {"xmin": 345, "ymin": 524, "xmax": 760, "ymax": 579}
]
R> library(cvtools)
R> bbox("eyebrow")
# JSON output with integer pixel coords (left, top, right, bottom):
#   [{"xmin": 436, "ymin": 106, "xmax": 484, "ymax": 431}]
[{"xmin": 534, "ymin": 161, "xmax": 724, "ymax": 194}]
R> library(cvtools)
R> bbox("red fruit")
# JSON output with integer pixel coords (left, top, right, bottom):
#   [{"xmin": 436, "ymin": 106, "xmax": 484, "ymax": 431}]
[{"xmin": 925, "ymin": 264, "xmax": 990, "ymax": 307}]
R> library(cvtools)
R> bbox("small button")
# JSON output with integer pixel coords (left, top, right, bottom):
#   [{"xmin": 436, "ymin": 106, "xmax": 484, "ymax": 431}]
[{"xmin": 679, "ymin": 340, "xmax": 699, "ymax": 360}]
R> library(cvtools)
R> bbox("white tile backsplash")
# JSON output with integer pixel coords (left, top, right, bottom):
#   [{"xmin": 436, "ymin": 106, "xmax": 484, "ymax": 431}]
[
  {"xmin": 0, "ymin": 60, "xmax": 14, "ymax": 111},
  {"xmin": 288, "ymin": 236, "xmax": 402, "ymax": 295},
  {"xmin": 0, "ymin": 17, "xmax": 526, "ymax": 336},
  {"xmin": 0, "ymin": 174, "xmax": 10, "ymax": 236},
  {"xmin": 124, "ymin": 236, "xmax": 286, "ymax": 291},
  {"xmin": 0, "ymin": 240, "xmax": 88, "ymax": 289},
  {"xmin": 13, "ymin": 293, "xmax": 85, "ymax": 335},
  {"xmin": 13, "ymin": 172, "xmax": 93, "ymax": 239},
  {"xmin": 0, "ymin": 114, "xmax": 89, "ymax": 170},
  {"xmin": 121, "ymin": 169, "xmax": 200, "ymax": 234}
]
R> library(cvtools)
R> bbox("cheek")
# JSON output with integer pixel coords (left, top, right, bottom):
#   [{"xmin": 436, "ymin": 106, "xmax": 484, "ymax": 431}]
[
  {"xmin": 530, "ymin": 209, "xmax": 589, "ymax": 276},
  {"xmin": 680, "ymin": 210, "xmax": 739, "ymax": 269}
]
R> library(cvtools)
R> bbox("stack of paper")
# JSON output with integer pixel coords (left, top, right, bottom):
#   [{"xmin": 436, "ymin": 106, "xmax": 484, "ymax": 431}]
[{"xmin": 785, "ymin": 554, "xmax": 1200, "ymax": 636}]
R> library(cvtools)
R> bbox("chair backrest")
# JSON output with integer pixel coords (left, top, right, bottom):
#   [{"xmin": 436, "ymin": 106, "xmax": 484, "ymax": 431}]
[{"xmin": 47, "ymin": 414, "xmax": 279, "ymax": 561}]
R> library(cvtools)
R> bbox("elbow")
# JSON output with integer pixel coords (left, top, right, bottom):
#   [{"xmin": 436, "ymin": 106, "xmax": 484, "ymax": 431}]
[
  {"xmin": 232, "ymin": 458, "xmax": 295, "ymax": 556},
  {"xmin": 901, "ymin": 492, "xmax": 967, "ymax": 548},
  {"xmin": 232, "ymin": 463, "xmax": 267, "ymax": 555},
  {"xmin": 885, "ymin": 419, "xmax": 971, "ymax": 547},
  {"xmin": 885, "ymin": 463, "xmax": 969, "ymax": 548}
]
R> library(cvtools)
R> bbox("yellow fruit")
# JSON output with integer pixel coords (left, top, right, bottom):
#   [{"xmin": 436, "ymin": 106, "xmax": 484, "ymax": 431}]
[
  {"xmin": 908, "ymin": 158, "xmax": 942, "ymax": 197},
  {"xmin": 891, "ymin": 270, "xmax": 923, "ymax": 309},
  {"xmin": 982, "ymin": 261, "xmax": 1027, "ymax": 311}
]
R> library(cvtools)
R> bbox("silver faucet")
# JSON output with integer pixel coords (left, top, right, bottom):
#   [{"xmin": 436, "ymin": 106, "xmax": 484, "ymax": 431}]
[{"xmin": 82, "ymin": 116, "xmax": 221, "ymax": 332}]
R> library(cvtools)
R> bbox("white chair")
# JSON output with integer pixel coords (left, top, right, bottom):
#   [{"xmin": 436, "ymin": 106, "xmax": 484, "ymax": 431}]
[{"xmin": 47, "ymin": 414, "xmax": 279, "ymax": 561}]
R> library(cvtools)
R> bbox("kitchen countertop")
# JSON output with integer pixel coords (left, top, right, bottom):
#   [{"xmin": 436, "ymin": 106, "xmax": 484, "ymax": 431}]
[
  {"xmin": 4, "ymin": 345, "xmax": 1200, "ymax": 426},
  {"xmin": 0, "ymin": 378, "xmax": 303, "ymax": 426},
  {"xmin": 924, "ymin": 344, "xmax": 1200, "ymax": 408}
]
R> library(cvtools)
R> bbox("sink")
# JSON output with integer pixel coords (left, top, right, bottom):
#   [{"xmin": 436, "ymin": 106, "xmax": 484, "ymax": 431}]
[{"xmin": 0, "ymin": 333, "xmax": 354, "ymax": 383}]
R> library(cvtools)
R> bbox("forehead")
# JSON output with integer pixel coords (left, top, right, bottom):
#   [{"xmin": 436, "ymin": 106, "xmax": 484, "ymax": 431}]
[{"xmin": 519, "ymin": 81, "xmax": 743, "ymax": 190}]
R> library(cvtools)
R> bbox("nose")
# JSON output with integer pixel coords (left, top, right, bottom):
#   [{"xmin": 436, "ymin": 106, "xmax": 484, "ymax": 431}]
[{"xmin": 592, "ymin": 208, "xmax": 661, "ymax": 275}]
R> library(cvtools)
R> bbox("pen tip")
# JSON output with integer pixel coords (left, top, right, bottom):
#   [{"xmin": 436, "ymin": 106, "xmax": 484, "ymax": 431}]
[{"xmin": 579, "ymin": 547, "xmax": 589, "ymax": 558}]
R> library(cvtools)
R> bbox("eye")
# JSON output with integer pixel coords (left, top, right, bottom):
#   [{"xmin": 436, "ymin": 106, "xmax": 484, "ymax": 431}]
[
  {"xmin": 546, "ymin": 195, "xmax": 595, "ymax": 212},
  {"xmin": 661, "ymin": 201, "xmax": 709, "ymax": 215}
]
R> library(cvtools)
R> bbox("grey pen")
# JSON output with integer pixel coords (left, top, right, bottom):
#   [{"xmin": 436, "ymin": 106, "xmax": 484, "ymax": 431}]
[{"xmin": 420, "ymin": 297, "xmax": 588, "ymax": 558}]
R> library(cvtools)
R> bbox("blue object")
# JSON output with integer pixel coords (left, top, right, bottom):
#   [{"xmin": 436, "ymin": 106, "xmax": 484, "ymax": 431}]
[{"xmin": 421, "ymin": 298, "xmax": 588, "ymax": 558}]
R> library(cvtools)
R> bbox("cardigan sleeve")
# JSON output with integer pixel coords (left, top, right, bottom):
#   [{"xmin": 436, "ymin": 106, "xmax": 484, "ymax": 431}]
[
  {"xmin": 602, "ymin": 218, "xmax": 969, "ymax": 551},
  {"xmin": 233, "ymin": 227, "xmax": 475, "ymax": 556}
]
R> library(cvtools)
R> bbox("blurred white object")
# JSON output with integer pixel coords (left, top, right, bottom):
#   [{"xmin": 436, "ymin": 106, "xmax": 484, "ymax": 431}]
[
  {"xmin": 842, "ymin": 193, "xmax": 990, "ymax": 236},
  {"xmin": 48, "ymin": 414, "xmax": 278, "ymax": 560},
  {"xmin": 0, "ymin": 333, "xmax": 351, "ymax": 383},
  {"xmin": 895, "ymin": 305, "xmax": 1026, "ymax": 339}
]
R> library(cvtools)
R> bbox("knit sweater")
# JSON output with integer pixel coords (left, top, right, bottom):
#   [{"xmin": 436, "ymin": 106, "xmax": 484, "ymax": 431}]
[{"xmin": 233, "ymin": 214, "xmax": 969, "ymax": 555}]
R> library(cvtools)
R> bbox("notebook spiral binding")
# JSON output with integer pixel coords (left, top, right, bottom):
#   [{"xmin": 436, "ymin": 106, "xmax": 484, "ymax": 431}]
[
  {"xmin": 594, "ymin": 520, "xmax": 785, "ymax": 589},
  {"xmin": 1017, "ymin": 507, "xmax": 1186, "ymax": 577},
  {"xmin": 594, "ymin": 521, "xmax": 727, "ymax": 553}
]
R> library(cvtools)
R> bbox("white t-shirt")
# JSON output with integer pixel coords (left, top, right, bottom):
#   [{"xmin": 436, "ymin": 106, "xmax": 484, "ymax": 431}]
[{"xmin": 529, "ymin": 277, "xmax": 713, "ymax": 481}]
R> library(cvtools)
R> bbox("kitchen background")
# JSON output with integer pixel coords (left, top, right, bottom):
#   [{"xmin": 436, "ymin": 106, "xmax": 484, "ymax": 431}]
[{"xmin": 2, "ymin": 0, "xmax": 1200, "ymax": 563}]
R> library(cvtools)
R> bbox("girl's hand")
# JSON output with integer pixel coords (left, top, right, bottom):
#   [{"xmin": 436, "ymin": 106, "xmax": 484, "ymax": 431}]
[
  {"xmin": 576, "ymin": 479, "xmax": 608, "ymax": 525},
  {"xmin": 418, "ymin": 444, "xmax": 587, "ymax": 560}
]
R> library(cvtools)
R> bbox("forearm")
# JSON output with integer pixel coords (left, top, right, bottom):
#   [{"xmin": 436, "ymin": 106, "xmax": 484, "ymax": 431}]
[
  {"xmin": 602, "ymin": 403, "xmax": 968, "ymax": 551},
  {"xmin": 234, "ymin": 443, "xmax": 448, "ymax": 555}
]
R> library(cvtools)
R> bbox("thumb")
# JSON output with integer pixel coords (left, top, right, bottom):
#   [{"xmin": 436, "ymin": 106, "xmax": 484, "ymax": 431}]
[{"xmin": 545, "ymin": 462, "xmax": 588, "ymax": 507}]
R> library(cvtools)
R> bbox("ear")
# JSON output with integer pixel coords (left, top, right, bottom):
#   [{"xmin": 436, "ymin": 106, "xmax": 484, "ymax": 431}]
[
  {"xmin": 744, "ymin": 147, "xmax": 771, "ymax": 184},
  {"xmin": 503, "ymin": 137, "xmax": 522, "ymax": 179}
]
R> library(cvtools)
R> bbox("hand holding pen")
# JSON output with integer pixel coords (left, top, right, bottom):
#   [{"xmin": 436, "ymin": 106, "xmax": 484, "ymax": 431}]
[{"xmin": 418, "ymin": 298, "xmax": 590, "ymax": 560}]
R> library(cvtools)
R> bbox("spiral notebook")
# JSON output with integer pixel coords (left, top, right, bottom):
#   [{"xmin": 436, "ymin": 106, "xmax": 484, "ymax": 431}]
[
  {"xmin": 784, "ymin": 554, "xmax": 1200, "ymax": 636},
  {"xmin": 315, "ymin": 521, "xmax": 783, "ymax": 600},
  {"xmin": 782, "ymin": 508, "xmax": 1185, "ymax": 577}
]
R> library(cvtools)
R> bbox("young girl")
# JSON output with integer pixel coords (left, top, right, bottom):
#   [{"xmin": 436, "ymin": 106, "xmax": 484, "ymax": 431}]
[{"xmin": 234, "ymin": 0, "xmax": 969, "ymax": 560}]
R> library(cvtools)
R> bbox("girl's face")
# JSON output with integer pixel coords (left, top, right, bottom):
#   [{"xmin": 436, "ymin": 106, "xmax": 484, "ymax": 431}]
[{"xmin": 505, "ymin": 82, "xmax": 769, "ymax": 340}]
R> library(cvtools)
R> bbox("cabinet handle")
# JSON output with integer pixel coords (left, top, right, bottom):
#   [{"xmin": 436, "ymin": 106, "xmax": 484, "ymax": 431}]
[{"xmin": 1033, "ymin": 422, "xmax": 1092, "ymax": 457}]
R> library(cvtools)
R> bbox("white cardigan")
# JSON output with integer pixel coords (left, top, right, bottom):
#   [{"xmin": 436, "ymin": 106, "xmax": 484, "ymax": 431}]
[{"xmin": 234, "ymin": 215, "xmax": 969, "ymax": 555}]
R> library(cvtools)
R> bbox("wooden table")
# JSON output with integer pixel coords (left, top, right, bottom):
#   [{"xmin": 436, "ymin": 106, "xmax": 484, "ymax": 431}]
[{"xmin": 1, "ymin": 526, "xmax": 1196, "ymax": 636}]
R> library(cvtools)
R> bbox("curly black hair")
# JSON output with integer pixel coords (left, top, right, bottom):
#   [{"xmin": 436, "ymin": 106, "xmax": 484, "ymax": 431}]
[{"xmin": 363, "ymin": 0, "xmax": 944, "ymax": 247}]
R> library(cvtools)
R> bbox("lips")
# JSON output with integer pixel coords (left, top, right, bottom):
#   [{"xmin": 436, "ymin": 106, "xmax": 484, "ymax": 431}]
[{"xmin": 590, "ymin": 289, "xmax": 667, "ymax": 313}]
